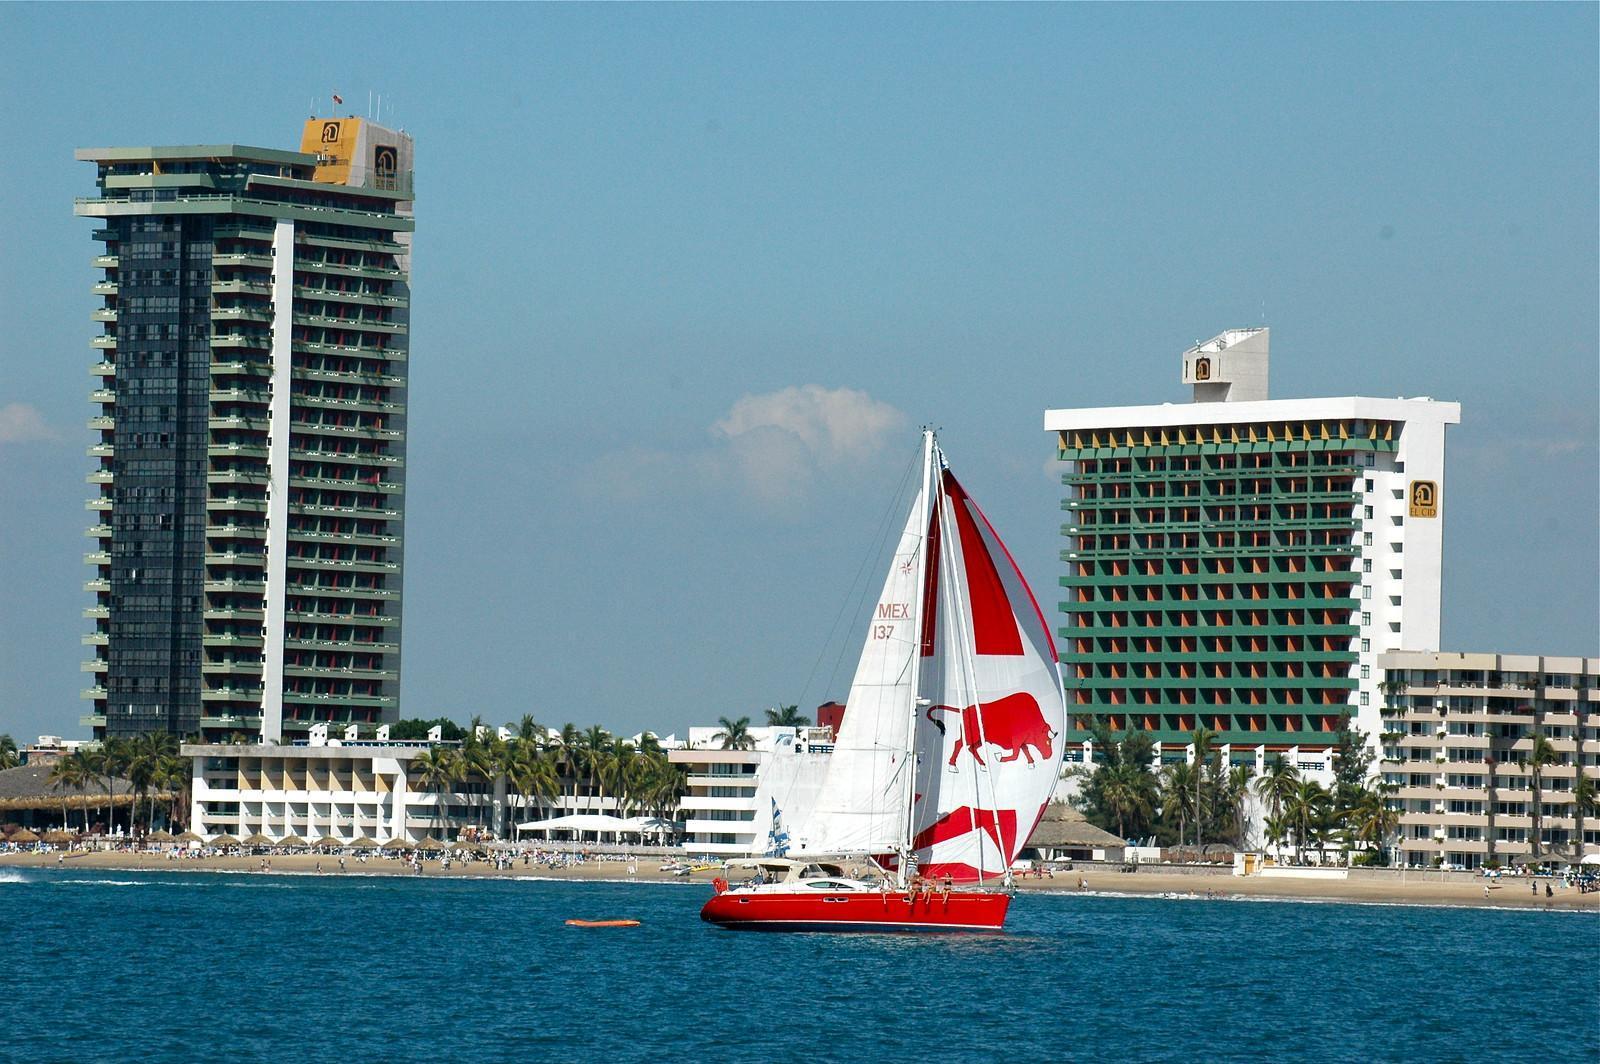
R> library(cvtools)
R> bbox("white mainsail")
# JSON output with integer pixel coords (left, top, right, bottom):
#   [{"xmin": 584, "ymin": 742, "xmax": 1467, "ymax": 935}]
[
  {"xmin": 792, "ymin": 480, "xmax": 929, "ymax": 856},
  {"xmin": 795, "ymin": 434, "xmax": 1066, "ymax": 881}
]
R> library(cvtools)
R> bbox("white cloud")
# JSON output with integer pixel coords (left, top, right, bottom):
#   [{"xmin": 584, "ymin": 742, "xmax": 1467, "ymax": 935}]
[
  {"xmin": 0, "ymin": 403, "xmax": 60, "ymax": 445},
  {"xmin": 583, "ymin": 385, "xmax": 905, "ymax": 509}
]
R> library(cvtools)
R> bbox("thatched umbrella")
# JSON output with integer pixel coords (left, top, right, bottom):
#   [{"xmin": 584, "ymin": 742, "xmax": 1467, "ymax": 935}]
[
  {"xmin": 380, "ymin": 838, "xmax": 410, "ymax": 851},
  {"xmin": 242, "ymin": 833, "xmax": 275, "ymax": 847},
  {"xmin": 418, "ymin": 835, "xmax": 447, "ymax": 850},
  {"xmin": 314, "ymin": 837, "xmax": 344, "ymax": 851},
  {"xmin": 40, "ymin": 829, "xmax": 77, "ymax": 845},
  {"xmin": 347, "ymin": 835, "xmax": 379, "ymax": 850},
  {"xmin": 174, "ymin": 831, "xmax": 203, "ymax": 844},
  {"xmin": 450, "ymin": 840, "xmax": 479, "ymax": 852},
  {"xmin": 277, "ymin": 835, "xmax": 309, "ymax": 849},
  {"xmin": 209, "ymin": 833, "xmax": 240, "ymax": 847},
  {"xmin": 10, "ymin": 828, "xmax": 40, "ymax": 843},
  {"xmin": 146, "ymin": 829, "xmax": 174, "ymax": 843}
]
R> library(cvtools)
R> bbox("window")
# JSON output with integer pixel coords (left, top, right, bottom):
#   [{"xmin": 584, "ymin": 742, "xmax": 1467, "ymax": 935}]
[
  {"xmin": 1364, "ymin": 505, "xmax": 1374, "ymax": 520},
  {"xmin": 1361, "ymin": 638, "xmax": 1371, "ymax": 652},
  {"xmin": 1361, "ymin": 665, "xmax": 1371, "ymax": 679},
  {"xmin": 1362, "ymin": 612, "xmax": 1371, "ymax": 626},
  {"xmin": 1365, "ymin": 454, "xmax": 1375, "ymax": 467},
  {"xmin": 1363, "ymin": 559, "xmax": 1373, "ymax": 573},
  {"xmin": 1362, "ymin": 586, "xmax": 1372, "ymax": 600},
  {"xmin": 1364, "ymin": 532, "xmax": 1373, "ymax": 547},
  {"xmin": 1360, "ymin": 692, "xmax": 1370, "ymax": 706},
  {"xmin": 1364, "ymin": 479, "xmax": 1374, "ymax": 492}
]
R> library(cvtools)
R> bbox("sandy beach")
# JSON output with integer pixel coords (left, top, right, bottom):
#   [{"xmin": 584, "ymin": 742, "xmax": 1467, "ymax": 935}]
[{"xmin": 3, "ymin": 849, "xmax": 1594, "ymax": 911}]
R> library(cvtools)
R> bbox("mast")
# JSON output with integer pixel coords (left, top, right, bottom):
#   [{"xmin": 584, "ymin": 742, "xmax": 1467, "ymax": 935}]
[{"xmin": 898, "ymin": 428, "xmax": 935, "ymax": 888}]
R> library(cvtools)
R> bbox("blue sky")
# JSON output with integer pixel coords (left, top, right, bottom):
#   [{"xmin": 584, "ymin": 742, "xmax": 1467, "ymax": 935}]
[{"xmin": 1, "ymin": 4, "xmax": 1595, "ymax": 743}]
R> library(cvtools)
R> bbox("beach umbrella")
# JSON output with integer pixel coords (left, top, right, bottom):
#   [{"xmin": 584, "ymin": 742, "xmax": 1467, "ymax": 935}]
[
  {"xmin": 314, "ymin": 837, "xmax": 343, "ymax": 850},
  {"xmin": 40, "ymin": 830, "xmax": 76, "ymax": 844},
  {"xmin": 11, "ymin": 829, "xmax": 40, "ymax": 843},
  {"xmin": 209, "ymin": 834, "xmax": 240, "ymax": 846},
  {"xmin": 277, "ymin": 835, "xmax": 309, "ymax": 849},
  {"xmin": 146, "ymin": 830, "xmax": 175, "ymax": 843},
  {"xmin": 380, "ymin": 838, "xmax": 410, "ymax": 851},
  {"xmin": 174, "ymin": 831, "xmax": 203, "ymax": 843},
  {"xmin": 418, "ymin": 835, "xmax": 447, "ymax": 850},
  {"xmin": 347, "ymin": 835, "xmax": 379, "ymax": 849},
  {"xmin": 242, "ymin": 833, "xmax": 275, "ymax": 847},
  {"xmin": 450, "ymin": 840, "xmax": 479, "ymax": 851}
]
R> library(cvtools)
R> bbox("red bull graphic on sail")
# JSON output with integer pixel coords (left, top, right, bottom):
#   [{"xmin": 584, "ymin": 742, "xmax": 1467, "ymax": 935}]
[{"xmin": 925, "ymin": 691, "xmax": 1055, "ymax": 767}]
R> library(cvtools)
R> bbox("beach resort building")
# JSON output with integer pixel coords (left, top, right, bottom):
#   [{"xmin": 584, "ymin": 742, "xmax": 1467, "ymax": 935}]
[
  {"xmin": 1044, "ymin": 329, "xmax": 1460, "ymax": 767},
  {"xmin": 185, "ymin": 731, "xmax": 471, "ymax": 845},
  {"xmin": 1379, "ymin": 650, "xmax": 1600, "ymax": 869},
  {"xmin": 669, "ymin": 726, "xmax": 836, "ymax": 857},
  {"xmin": 75, "ymin": 115, "xmax": 415, "ymax": 743}
]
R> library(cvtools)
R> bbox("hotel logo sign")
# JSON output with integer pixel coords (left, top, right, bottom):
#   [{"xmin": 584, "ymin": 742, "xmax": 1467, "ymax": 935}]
[
  {"xmin": 1194, "ymin": 357, "xmax": 1211, "ymax": 382},
  {"xmin": 1409, "ymin": 480, "xmax": 1438, "ymax": 518},
  {"xmin": 320, "ymin": 121, "xmax": 341, "ymax": 144}
]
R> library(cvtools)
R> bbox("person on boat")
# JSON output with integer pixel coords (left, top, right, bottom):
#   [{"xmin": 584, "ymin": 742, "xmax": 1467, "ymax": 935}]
[{"xmin": 940, "ymin": 871, "xmax": 953, "ymax": 898}]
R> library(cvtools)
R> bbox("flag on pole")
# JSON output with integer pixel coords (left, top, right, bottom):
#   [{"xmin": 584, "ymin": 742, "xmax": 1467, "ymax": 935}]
[{"xmin": 332, "ymin": 94, "xmax": 344, "ymax": 105}]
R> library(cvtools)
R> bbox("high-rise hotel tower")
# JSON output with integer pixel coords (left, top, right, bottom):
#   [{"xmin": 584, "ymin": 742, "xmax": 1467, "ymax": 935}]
[
  {"xmin": 76, "ymin": 117, "xmax": 413, "ymax": 742},
  {"xmin": 1044, "ymin": 329, "xmax": 1460, "ymax": 758}
]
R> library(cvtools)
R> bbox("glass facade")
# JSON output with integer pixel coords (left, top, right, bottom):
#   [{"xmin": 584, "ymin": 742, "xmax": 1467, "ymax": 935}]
[{"xmin": 79, "ymin": 133, "xmax": 412, "ymax": 741}]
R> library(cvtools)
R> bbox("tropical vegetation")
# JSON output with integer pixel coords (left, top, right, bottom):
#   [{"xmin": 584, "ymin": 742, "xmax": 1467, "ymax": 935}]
[{"xmin": 1074, "ymin": 714, "xmax": 1405, "ymax": 864}]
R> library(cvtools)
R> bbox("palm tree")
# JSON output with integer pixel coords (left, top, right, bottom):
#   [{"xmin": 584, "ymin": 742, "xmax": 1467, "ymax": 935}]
[
  {"xmin": 1526, "ymin": 732, "xmax": 1558, "ymax": 864},
  {"xmin": 1573, "ymin": 772, "xmax": 1597, "ymax": 862},
  {"xmin": 505, "ymin": 739, "xmax": 560, "ymax": 830},
  {"xmin": 125, "ymin": 732, "xmax": 178, "ymax": 836},
  {"xmin": 515, "ymin": 714, "xmax": 543, "ymax": 742},
  {"xmin": 1159, "ymin": 761, "xmax": 1195, "ymax": 849},
  {"xmin": 598, "ymin": 737, "xmax": 637, "ymax": 813},
  {"xmin": 153, "ymin": 753, "xmax": 190, "ymax": 831},
  {"xmin": 1253, "ymin": 756, "xmax": 1300, "ymax": 857},
  {"xmin": 0, "ymin": 734, "xmax": 19, "ymax": 770},
  {"xmin": 86, "ymin": 740, "xmax": 128, "ymax": 836},
  {"xmin": 462, "ymin": 739, "xmax": 500, "ymax": 833},
  {"xmin": 1226, "ymin": 763, "xmax": 1255, "ymax": 849},
  {"xmin": 1285, "ymin": 780, "xmax": 1330, "ymax": 864},
  {"xmin": 1346, "ymin": 784, "xmax": 1399, "ymax": 864},
  {"xmin": 1101, "ymin": 762, "xmax": 1154, "ymax": 840},
  {"xmin": 764, "ymin": 705, "xmax": 808, "ymax": 728},
  {"xmin": 410, "ymin": 746, "xmax": 463, "ymax": 839},
  {"xmin": 49, "ymin": 751, "xmax": 94, "ymax": 832},
  {"xmin": 713, "ymin": 716, "xmax": 755, "ymax": 751},
  {"xmin": 576, "ymin": 725, "xmax": 611, "ymax": 812},
  {"xmin": 1190, "ymin": 727, "xmax": 1216, "ymax": 850}
]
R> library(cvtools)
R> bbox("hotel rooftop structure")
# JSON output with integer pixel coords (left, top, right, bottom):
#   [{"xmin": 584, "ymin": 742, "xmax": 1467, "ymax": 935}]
[
  {"xmin": 1380, "ymin": 650, "xmax": 1598, "ymax": 869},
  {"xmin": 75, "ymin": 116, "xmax": 413, "ymax": 742},
  {"xmin": 1044, "ymin": 329, "xmax": 1461, "ymax": 760}
]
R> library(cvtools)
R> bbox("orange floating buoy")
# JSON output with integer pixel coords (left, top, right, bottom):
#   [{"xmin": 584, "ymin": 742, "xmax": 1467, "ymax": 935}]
[{"xmin": 564, "ymin": 919, "xmax": 641, "ymax": 928}]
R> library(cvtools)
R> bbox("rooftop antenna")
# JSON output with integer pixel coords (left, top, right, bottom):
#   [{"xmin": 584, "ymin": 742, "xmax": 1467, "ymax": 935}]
[
  {"xmin": 368, "ymin": 90, "xmax": 373, "ymax": 119},
  {"xmin": 377, "ymin": 93, "xmax": 382, "ymax": 124}
]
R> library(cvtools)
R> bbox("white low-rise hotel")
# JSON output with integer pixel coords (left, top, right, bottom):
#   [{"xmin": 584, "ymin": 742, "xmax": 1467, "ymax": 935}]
[{"xmin": 669, "ymin": 725, "xmax": 835, "ymax": 857}]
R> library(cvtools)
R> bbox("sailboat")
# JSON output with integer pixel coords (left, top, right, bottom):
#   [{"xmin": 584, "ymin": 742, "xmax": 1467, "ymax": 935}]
[{"xmin": 700, "ymin": 430, "xmax": 1066, "ymax": 932}]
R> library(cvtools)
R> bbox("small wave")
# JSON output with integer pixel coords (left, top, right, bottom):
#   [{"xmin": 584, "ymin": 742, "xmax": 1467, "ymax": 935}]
[
  {"xmin": 0, "ymin": 870, "xmax": 28, "ymax": 884},
  {"xmin": 57, "ymin": 878, "xmax": 149, "ymax": 887}
]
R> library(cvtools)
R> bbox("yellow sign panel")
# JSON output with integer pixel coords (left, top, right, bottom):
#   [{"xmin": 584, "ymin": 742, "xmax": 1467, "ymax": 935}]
[
  {"xmin": 300, "ymin": 117, "xmax": 364, "ymax": 185},
  {"xmin": 1409, "ymin": 480, "xmax": 1438, "ymax": 518},
  {"xmin": 1194, "ymin": 356, "xmax": 1211, "ymax": 381}
]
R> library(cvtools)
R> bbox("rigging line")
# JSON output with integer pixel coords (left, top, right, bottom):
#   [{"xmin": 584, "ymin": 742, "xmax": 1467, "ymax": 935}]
[{"xmin": 796, "ymin": 438, "xmax": 922, "ymax": 712}]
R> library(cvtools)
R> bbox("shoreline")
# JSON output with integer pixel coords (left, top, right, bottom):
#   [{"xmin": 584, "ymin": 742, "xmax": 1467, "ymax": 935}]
[{"xmin": 3, "ymin": 850, "xmax": 1595, "ymax": 911}]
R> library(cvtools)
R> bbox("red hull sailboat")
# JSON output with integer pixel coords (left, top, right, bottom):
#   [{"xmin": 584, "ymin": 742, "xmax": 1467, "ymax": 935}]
[{"xmin": 702, "ymin": 430, "xmax": 1065, "ymax": 933}]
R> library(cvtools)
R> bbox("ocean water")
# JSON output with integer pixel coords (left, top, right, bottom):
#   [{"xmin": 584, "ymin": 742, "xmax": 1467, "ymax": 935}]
[{"xmin": 2, "ymin": 868, "xmax": 1596, "ymax": 1064}]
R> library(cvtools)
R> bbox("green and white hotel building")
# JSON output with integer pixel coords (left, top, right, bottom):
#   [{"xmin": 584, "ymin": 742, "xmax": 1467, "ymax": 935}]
[
  {"xmin": 75, "ymin": 117, "xmax": 413, "ymax": 742},
  {"xmin": 1044, "ymin": 329, "xmax": 1461, "ymax": 770}
]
